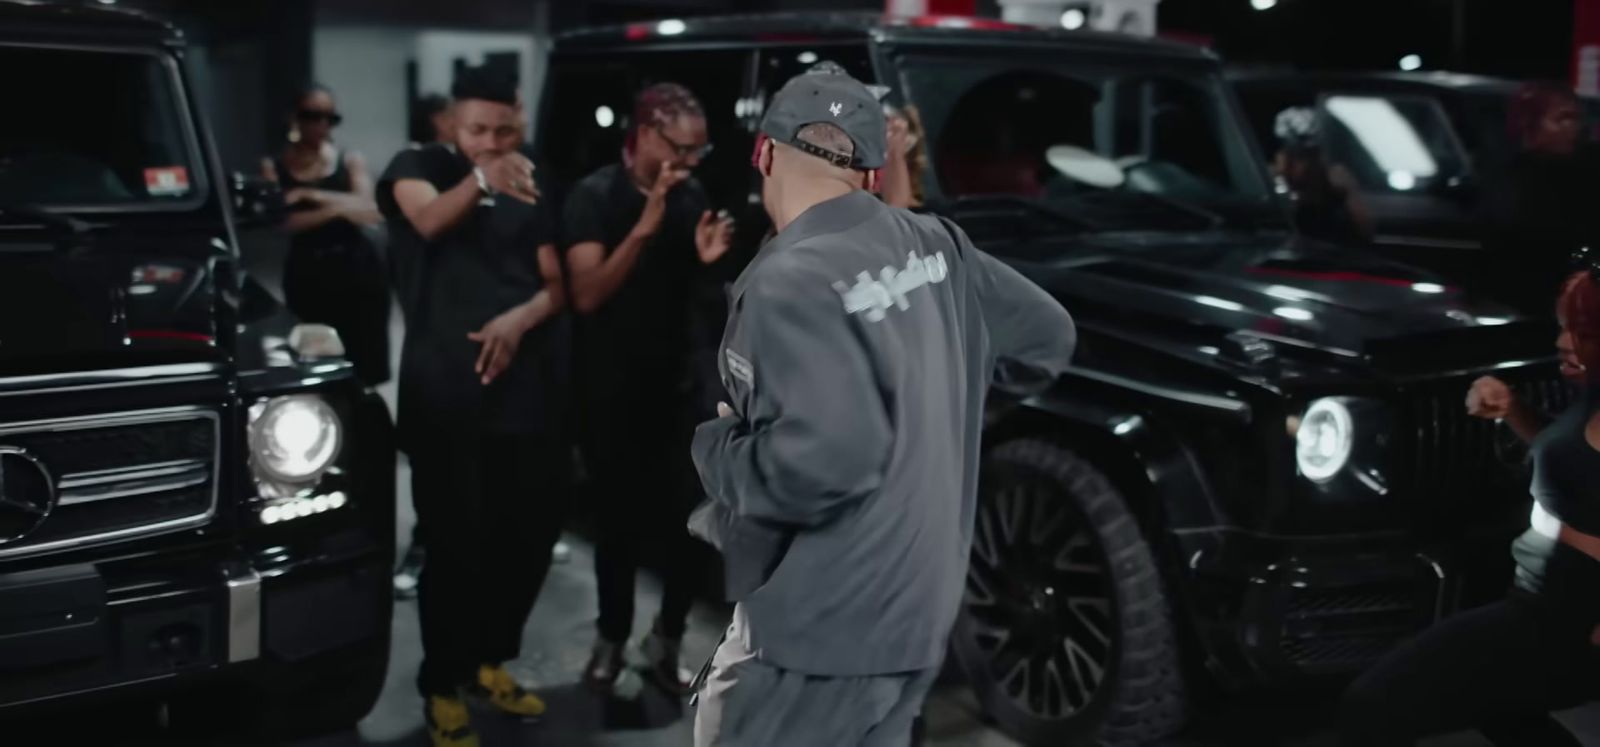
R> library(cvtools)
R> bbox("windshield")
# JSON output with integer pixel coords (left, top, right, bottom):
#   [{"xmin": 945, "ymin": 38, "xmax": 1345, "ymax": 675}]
[
  {"xmin": 897, "ymin": 51, "xmax": 1276, "ymax": 231},
  {"xmin": 1318, "ymin": 94, "xmax": 1469, "ymax": 193},
  {"xmin": 0, "ymin": 46, "xmax": 200, "ymax": 209}
]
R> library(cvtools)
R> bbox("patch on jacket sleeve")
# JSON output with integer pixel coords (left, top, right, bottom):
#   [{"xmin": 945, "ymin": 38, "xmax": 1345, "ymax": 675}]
[{"xmin": 726, "ymin": 349, "xmax": 754, "ymax": 386}]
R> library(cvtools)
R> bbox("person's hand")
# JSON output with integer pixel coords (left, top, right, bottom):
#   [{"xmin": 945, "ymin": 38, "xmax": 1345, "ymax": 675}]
[
  {"xmin": 283, "ymin": 187, "xmax": 319, "ymax": 206},
  {"xmin": 466, "ymin": 305, "xmax": 533, "ymax": 385},
  {"xmin": 480, "ymin": 152, "xmax": 540, "ymax": 205},
  {"xmin": 1466, "ymin": 376, "xmax": 1517, "ymax": 420},
  {"xmin": 633, "ymin": 162, "xmax": 691, "ymax": 239},
  {"xmin": 717, "ymin": 402, "xmax": 735, "ymax": 419},
  {"xmin": 886, "ymin": 115, "xmax": 917, "ymax": 158},
  {"xmin": 696, "ymin": 210, "xmax": 734, "ymax": 264}
]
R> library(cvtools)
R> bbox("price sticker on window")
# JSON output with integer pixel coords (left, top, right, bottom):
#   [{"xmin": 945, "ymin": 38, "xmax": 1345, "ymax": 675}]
[{"xmin": 144, "ymin": 166, "xmax": 191, "ymax": 197}]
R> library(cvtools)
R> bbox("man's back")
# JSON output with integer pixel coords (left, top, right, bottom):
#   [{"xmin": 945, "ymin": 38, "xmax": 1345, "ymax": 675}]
[{"xmin": 695, "ymin": 190, "xmax": 1074, "ymax": 676}]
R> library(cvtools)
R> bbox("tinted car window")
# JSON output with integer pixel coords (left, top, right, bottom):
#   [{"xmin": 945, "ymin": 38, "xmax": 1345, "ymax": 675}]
[
  {"xmin": 1320, "ymin": 95, "xmax": 1469, "ymax": 193},
  {"xmin": 0, "ymin": 47, "xmax": 198, "ymax": 208},
  {"xmin": 898, "ymin": 52, "xmax": 1270, "ymax": 230},
  {"xmin": 540, "ymin": 48, "xmax": 754, "ymax": 212}
]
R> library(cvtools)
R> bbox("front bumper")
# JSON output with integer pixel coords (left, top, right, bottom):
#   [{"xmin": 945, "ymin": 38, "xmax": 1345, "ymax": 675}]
[
  {"xmin": 1173, "ymin": 524, "xmax": 1519, "ymax": 690},
  {"xmin": 0, "ymin": 528, "xmax": 389, "ymax": 713}
]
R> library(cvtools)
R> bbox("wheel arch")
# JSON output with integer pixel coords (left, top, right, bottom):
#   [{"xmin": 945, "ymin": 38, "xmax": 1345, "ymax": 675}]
[{"xmin": 984, "ymin": 392, "xmax": 1228, "ymax": 692}]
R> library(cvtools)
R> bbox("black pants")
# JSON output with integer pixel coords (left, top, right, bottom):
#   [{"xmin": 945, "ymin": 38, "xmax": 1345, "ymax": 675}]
[
  {"xmin": 584, "ymin": 379, "xmax": 699, "ymax": 644},
  {"xmin": 411, "ymin": 429, "xmax": 569, "ymax": 696},
  {"xmin": 1341, "ymin": 553, "xmax": 1600, "ymax": 745},
  {"xmin": 283, "ymin": 232, "xmax": 392, "ymax": 386}
]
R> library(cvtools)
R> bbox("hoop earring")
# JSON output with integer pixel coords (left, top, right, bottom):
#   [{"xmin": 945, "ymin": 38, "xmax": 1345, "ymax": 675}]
[{"xmin": 287, "ymin": 127, "xmax": 302, "ymax": 144}]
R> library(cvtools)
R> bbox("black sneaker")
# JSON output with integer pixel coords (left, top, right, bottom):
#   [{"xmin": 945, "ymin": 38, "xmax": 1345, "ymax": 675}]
[{"xmin": 393, "ymin": 542, "xmax": 424, "ymax": 599}]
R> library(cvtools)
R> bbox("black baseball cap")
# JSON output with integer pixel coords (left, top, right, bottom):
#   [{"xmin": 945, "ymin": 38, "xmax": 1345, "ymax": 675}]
[{"xmin": 759, "ymin": 71, "xmax": 887, "ymax": 170}]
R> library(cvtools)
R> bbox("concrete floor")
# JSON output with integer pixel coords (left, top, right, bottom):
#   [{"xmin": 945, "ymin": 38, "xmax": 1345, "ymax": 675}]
[{"xmin": 11, "ymin": 232, "xmax": 1600, "ymax": 746}]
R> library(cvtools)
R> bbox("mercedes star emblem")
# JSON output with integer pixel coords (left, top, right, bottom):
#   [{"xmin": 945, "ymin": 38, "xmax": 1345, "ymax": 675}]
[{"xmin": 0, "ymin": 446, "xmax": 56, "ymax": 546}]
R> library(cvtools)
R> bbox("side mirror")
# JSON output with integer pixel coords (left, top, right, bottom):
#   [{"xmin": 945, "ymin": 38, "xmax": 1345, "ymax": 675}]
[{"xmin": 230, "ymin": 172, "xmax": 285, "ymax": 228}]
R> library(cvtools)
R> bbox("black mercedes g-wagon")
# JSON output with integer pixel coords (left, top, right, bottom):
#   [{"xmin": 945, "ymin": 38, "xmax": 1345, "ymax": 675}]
[
  {"xmin": 0, "ymin": 3, "xmax": 395, "ymax": 739},
  {"xmin": 539, "ymin": 13, "xmax": 1567, "ymax": 746}
]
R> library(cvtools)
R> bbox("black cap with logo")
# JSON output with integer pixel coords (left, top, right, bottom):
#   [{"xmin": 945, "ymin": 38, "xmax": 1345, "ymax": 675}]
[{"xmin": 759, "ymin": 69, "xmax": 887, "ymax": 171}]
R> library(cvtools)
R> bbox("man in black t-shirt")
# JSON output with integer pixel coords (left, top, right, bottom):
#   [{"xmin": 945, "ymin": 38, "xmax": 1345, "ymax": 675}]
[
  {"xmin": 378, "ymin": 66, "xmax": 568, "ymax": 747},
  {"xmin": 564, "ymin": 82, "xmax": 733, "ymax": 696}
]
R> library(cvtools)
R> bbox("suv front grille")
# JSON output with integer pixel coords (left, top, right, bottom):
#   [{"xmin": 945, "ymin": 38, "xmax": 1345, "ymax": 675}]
[
  {"xmin": 0, "ymin": 407, "xmax": 219, "ymax": 559},
  {"xmin": 1404, "ymin": 368, "xmax": 1572, "ymax": 504}
]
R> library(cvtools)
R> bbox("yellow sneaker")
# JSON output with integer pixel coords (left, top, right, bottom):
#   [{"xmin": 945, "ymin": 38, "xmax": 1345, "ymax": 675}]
[
  {"xmin": 474, "ymin": 663, "xmax": 547, "ymax": 719},
  {"xmin": 425, "ymin": 695, "xmax": 479, "ymax": 747}
]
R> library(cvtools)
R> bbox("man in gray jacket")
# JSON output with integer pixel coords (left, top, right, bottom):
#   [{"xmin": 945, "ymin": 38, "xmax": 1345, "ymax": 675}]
[{"xmin": 689, "ymin": 70, "xmax": 1076, "ymax": 746}]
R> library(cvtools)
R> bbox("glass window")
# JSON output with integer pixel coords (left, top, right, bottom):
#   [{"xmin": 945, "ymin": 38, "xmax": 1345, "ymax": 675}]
[
  {"xmin": 0, "ymin": 46, "xmax": 198, "ymax": 208},
  {"xmin": 897, "ymin": 51, "xmax": 1271, "ymax": 231},
  {"xmin": 1318, "ymin": 95, "xmax": 1469, "ymax": 193},
  {"xmin": 540, "ymin": 49, "xmax": 754, "ymax": 212}
]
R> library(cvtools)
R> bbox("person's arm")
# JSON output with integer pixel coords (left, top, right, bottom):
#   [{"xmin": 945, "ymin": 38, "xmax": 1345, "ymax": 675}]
[
  {"xmin": 1329, "ymin": 164, "xmax": 1375, "ymax": 239},
  {"xmin": 392, "ymin": 174, "xmax": 481, "ymax": 242},
  {"xmin": 345, "ymin": 151, "xmax": 375, "ymax": 201},
  {"xmin": 881, "ymin": 116, "xmax": 916, "ymax": 209},
  {"xmin": 566, "ymin": 233, "xmax": 652, "ymax": 314},
  {"xmin": 565, "ymin": 163, "xmax": 687, "ymax": 312},
  {"xmin": 958, "ymin": 221, "xmax": 1075, "ymax": 393},
  {"xmin": 1468, "ymin": 376, "xmax": 1550, "ymax": 443},
  {"xmin": 468, "ymin": 244, "xmax": 567, "ymax": 385},
  {"xmin": 691, "ymin": 261, "xmax": 893, "ymax": 527}
]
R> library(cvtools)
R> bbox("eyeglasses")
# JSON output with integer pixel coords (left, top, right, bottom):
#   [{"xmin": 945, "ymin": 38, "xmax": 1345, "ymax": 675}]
[
  {"xmin": 297, "ymin": 109, "xmax": 344, "ymax": 126},
  {"xmin": 653, "ymin": 125, "xmax": 713, "ymax": 160}
]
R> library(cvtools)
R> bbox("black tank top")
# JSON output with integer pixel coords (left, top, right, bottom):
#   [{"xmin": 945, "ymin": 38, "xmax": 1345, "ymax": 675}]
[
  {"xmin": 275, "ymin": 147, "xmax": 353, "ymax": 193},
  {"xmin": 1512, "ymin": 389, "xmax": 1600, "ymax": 593},
  {"xmin": 274, "ymin": 148, "xmax": 362, "ymax": 251}
]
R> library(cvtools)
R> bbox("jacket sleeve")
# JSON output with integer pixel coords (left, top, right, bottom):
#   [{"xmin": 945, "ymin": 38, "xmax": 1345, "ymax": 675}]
[
  {"xmin": 691, "ymin": 262, "xmax": 893, "ymax": 528},
  {"xmin": 969, "ymin": 238, "xmax": 1077, "ymax": 395}
]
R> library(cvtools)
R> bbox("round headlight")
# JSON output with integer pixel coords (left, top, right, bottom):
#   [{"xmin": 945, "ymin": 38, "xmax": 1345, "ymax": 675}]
[
  {"xmin": 1296, "ymin": 398, "xmax": 1353, "ymax": 482},
  {"xmin": 250, "ymin": 395, "xmax": 341, "ymax": 484}
]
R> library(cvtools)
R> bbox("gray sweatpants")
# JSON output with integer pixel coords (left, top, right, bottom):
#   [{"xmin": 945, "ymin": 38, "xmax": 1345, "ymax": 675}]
[{"xmin": 692, "ymin": 622, "xmax": 938, "ymax": 747}]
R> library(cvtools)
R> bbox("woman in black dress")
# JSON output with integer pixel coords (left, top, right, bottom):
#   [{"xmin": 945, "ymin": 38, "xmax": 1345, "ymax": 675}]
[{"xmin": 262, "ymin": 84, "xmax": 391, "ymax": 385}]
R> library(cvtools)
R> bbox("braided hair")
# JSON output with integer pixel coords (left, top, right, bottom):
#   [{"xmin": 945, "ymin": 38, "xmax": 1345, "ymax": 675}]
[{"xmin": 624, "ymin": 82, "xmax": 705, "ymax": 159}]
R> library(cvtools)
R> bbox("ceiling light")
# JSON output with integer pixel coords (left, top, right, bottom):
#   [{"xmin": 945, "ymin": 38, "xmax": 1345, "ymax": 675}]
[
  {"xmin": 1399, "ymin": 54, "xmax": 1423, "ymax": 71},
  {"xmin": 656, "ymin": 19, "xmax": 687, "ymax": 36},
  {"xmin": 1061, "ymin": 8, "xmax": 1088, "ymax": 29},
  {"xmin": 797, "ymin": 51, "xmax": 818, "ymax": 64},
  {"xmin": 594, "ymin": 105, "xmax": 615, "ymax": 128},
  {"xmin": 1250, "ymin": 0, "xmax": 1278, "ymax": 10},
  {"xmin": 1411, "ymin": 282, "xmax": 1445, "ymax": 294}
]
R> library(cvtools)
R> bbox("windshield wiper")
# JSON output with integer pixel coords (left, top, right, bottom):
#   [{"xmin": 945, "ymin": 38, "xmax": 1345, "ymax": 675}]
[{"xmin": 0, "ymin": 202, "xmax": 93, "ymax": 237}]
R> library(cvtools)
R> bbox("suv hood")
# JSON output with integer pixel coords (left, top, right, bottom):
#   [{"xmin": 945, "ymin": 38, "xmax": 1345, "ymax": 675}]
[
  {"xmin": 1010, "ymin": 231, "xmax": 1549, "ymax": 369},
  {"xmin": 0, "ymin": 239, "xmax": 222, "ymax": 374}
]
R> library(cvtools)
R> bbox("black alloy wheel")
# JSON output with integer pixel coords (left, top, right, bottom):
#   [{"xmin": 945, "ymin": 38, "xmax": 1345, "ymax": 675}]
[{"xmin": 952, "ymin": 439, "xmax": 1188, "ymax": 746}]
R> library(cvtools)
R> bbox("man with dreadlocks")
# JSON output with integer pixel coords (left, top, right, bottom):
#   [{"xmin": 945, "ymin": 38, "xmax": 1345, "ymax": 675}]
[{"xmin": 563, "ymin": 82, "xmax": 735, "ymax": 695}]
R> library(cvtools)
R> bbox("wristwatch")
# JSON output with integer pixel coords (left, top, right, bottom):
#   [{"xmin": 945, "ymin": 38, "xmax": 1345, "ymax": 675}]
[{"xmin": 473, "ymin": 166, "xmax": 492, "ymax": 196}]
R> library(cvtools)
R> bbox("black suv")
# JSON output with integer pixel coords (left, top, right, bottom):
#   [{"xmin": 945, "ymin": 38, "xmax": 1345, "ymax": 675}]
[
  {"xmin": 541, "ymin": 14, "xmax": 1565, "ymax": 745},
  {"xmin": 1231, "ymin": 69, "xmax": 1600, "ymax": 281},
  {"xmin": 0, "ymin": 3, "xmax": 394, "ymax": 737}
]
